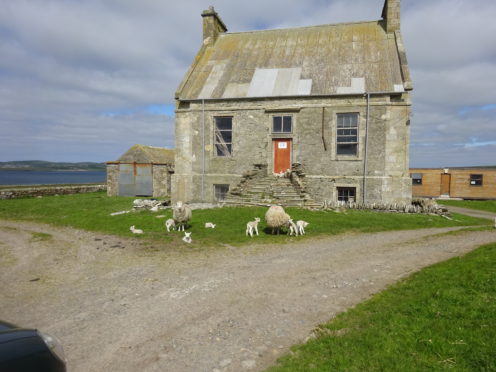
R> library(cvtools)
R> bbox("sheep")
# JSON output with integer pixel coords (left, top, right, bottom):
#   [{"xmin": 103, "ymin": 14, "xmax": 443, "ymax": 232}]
[
  {"xmin": 204, "ymin": 222, "xmax": 216, "ymax": 229},
  {"xmin": 296, "ymin": 220, "xmax": 309, "ymax": 235},
  {"xmin": 265, "ymin": 205, "xmax": 290, "ymax": 235},
  {"xmin": 182, "ymin": 231, "xmax": 192, "ymax": 244},
  {"xmin": 287, "ymin": 219, "xmax": 299, "ymax": 236},
  {"xmin": 172, "ymin": 201, "xmax": 192, "ymax": 231},
  {"xmin": 130, "ymin": 225, "xmax": 143, "ymax": 234},
  {"xmin": 165, "ymin": 218, "xmax": 176, "ymax": 232},
  {"xmin": 246, "ymin": 217, "xmax": 261, "ymax": 237}
]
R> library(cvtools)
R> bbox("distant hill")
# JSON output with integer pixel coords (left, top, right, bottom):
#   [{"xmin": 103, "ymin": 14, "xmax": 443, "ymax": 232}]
[{"xmin": 0, "ymin": 160, "xmax": 106, "ymax": 171}]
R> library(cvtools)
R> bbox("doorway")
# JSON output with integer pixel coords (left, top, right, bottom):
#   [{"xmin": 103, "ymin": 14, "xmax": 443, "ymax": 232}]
[{"xmin": 273, "ymin": 139, "xmax": 292, "ymax": 174}]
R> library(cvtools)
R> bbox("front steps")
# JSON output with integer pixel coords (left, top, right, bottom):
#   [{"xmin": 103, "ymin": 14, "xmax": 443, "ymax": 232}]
[{"xmin": 224, "ymin": 176, "xmax": 320, "ymax": 208}]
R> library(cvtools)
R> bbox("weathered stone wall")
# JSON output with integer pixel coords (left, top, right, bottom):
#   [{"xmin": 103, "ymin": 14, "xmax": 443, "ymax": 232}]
[
  {"xmin": 106, "ymin": 164, "xmax": 119, "ymax": 196},
  {"xmin": 173, "ymin": 94, "xmax": 411, "ymax": 205},
  {"xmin": 0, "ymin": 184, "xmax": 106, "ymax": 200},
  {"xmin": 152, "ymin": 165, "xmax": 173, "ymax": 197}
]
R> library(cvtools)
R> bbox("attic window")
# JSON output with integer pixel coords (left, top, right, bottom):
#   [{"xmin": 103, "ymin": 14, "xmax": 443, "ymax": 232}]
[
  {"xmin": 470, "ymin": 174, "xmax": 483, "ymax": 186},
  {"xmin": 336, "ymin": 113, "xmax": 359, "ymax": 156},
  {"xmin": 214, "ymin": 117, "xmax": 232, "ymax": 156},
  {"xmin": 272, "ymin": 116, "xmax": 292, "ymax": 133}
]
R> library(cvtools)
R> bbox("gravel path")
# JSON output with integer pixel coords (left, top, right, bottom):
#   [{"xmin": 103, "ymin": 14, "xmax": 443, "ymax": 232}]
[{"xmin": 1, "ymin": 220, "xmax": 495, "ymax": 372}]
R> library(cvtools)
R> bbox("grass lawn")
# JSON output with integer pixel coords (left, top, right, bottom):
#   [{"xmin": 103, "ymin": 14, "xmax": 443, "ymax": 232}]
[
  {"xmin": 438, "ymin": 199, "xmax": 496, "ymax": 214},
  {"xmin": 0, "ymin": 192, "xmax": 491, "ymax": 246},
  {"xmin": 266, "ymin": 243, "xmax": 496, "ymax": 372}
]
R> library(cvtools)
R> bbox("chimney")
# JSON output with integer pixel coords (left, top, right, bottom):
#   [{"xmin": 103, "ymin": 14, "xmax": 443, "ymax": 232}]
[
  {"xmin": 381, "ymin": 0, "xmax": 400, "ymax": 33},
  {"xmin": 201, "ymin": 6, "xmax": 227, "ymax": 45}
]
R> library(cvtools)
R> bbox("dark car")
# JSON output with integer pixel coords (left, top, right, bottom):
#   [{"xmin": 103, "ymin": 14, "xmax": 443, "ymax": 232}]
[{"xmin": 0, "ymin": 320, "xmax": 66, "ymax": 372}]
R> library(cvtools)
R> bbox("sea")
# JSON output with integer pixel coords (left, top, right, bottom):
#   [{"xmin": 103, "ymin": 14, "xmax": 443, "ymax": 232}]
[{"xmin": 0, "ymin": 170, "xmax": 107, "ymax": 186}]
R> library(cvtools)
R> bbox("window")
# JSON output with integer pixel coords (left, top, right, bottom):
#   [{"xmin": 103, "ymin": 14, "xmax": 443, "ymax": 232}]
[
  {"xmin": 337, "ymin": 113, "xmax": 359, "ymax": 155},
  {"xmin": 411, "ymin": 173, "xmax": 422, "ymax": 185},
  {"xmin": 272, "ymin": 115, "xmax": 292, "ymax": 133},
  {"xmin": 214, "ymin": 184, "xmax": 229, "ymax": 201},
  {"xmin": 470, "ymin": 174, "xmax": 483, "ymax": 186},
  {"xmin": 214, "ymin": 117, "xmax": 232, "ymax": 156},
  {"xmin": 337, "ymin": 187, "xmax": 356, "ymax": 203}
]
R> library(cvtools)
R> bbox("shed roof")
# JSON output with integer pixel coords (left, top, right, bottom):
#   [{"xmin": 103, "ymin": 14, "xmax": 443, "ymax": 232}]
[
  {"xmin": 177, "ymin": 20, "xmax": 412, "ymax": 101},
  {"xmin": 113, "ymin": 145, "xmax": 175, "ymax": 164}
]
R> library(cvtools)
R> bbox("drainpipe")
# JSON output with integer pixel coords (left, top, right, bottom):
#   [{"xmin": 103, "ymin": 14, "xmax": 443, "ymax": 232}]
[
  {"xmin": 363, "ymin": 93, "xmax": 370, "ymax": 204},
  {"xmin": 201, "ymin": 99, "xmax": 205, "ymax": 201},
  {"xmin": 321, "ymin": 107, "xmax": 327, "ymax": 151}
]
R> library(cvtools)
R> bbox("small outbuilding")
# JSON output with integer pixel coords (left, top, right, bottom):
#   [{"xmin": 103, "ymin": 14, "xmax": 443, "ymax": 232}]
[
  {"xmin": 107, "ymin": 145, "xmax": 175, "ymax": 197},
  {"xmin": 410, "ymin": 167, "xmax": 496, "ymax": 200}
]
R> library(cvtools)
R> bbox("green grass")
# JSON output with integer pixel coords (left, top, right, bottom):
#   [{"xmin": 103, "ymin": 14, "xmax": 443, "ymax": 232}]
[
  {"xmin": 0, "ymin": 192, "xmax": 490, "ymax": 246},
  {"xmin": 266, "ymin": 243, "xmax": 496, "ymax": 372},
  {"xmin": 438, "ymin": 199, "xmax": 496, "ymax": 214}
]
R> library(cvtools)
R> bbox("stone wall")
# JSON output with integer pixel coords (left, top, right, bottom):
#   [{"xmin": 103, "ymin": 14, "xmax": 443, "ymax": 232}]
[
  {"xmin": 0, "ymin": 184, "xmax": 106, "ymax": 200},
  {"xmin": 106, "ymin": 164, "xmax": 119, "ymax": 196},
  {"xmin": 173, "ymin": 94, "xmax": 412, "ymax": 205}
]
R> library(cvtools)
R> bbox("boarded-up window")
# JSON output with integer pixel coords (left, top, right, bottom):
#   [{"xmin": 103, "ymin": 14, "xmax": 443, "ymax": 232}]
[
  {"xmin": 214, "ymin": 117, "xmax": 233, "ymax": 156},
  {"xmin": 272, "ymin": 115, "xmax": 292, "ymax": 133},
  {"xmin": 470, "ymin": 174, "xmax": 483, "ymax": 186},
  {"xmin": 411, "ymin": 173, "xmax": 422, "ymax": 185},
  {"xmin": 337, "ymin": 187, "xmax": 356, "ymax": 202},
  {"xmin": 337, "ymin": 113, "xmax": 359, "ymax": 156},
  {"xmin": 214, "ymin": 184, "xmax": 229, "ymax": 201}
]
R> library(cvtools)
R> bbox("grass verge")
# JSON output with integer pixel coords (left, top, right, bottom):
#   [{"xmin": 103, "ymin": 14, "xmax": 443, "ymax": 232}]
[
  {"xmin": 0, "ymin": 192, "xmax": 490, "ymax": 246},
  {"xmin": 266, "ymin": 243, "xmax": 496, "ymax": 372},
  {"xmin": 438, "ymin": 199, "xmax": 496, "ymax": 214}
]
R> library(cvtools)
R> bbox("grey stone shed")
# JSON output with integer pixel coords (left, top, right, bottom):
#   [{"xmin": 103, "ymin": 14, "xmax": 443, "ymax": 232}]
[
  {"xmin": 173, "ymin": 0, "xmax": 413, "ymax": 207},
  {"xmin": 107, "ymin": 145, "xmax": 175, "ymax": 197}
]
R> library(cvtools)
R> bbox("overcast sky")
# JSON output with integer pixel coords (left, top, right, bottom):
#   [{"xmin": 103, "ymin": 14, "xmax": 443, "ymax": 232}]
[{"xmin": 1, "ymin": 0, "xmax": 494, "ymax": 167}]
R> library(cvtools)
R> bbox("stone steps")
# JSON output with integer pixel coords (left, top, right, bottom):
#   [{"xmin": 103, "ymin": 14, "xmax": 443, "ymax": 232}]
[{"xmin": 225, "ymin": 175, "xmax": 320, "ymax": 209}]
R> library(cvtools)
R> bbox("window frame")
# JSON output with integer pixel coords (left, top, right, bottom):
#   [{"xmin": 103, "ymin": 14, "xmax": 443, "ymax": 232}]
[
  {"xmin": 214, "ymin": 184, "xmax": 229, "ymax": 201},
  {"xmin": 337, "ymin": 187, "xmax": 356, "ymax": 203},
  {"xmin": 214, "ymin": 116, "xmax": 233, "ymax": 157},
  {"xmin": 411, "ymin": 173, "xmax": 423, "ymax": 185},
  {"xmin": 271, "ymin": 115, "xmax": 293, "ymax": 134},
  {"xmin": 470, "ymin": 174, "xmax": 483, "ymax": 186},
  {"xmin": 336, "ymin": 113, "xmax": 359, "ymax": 156}
]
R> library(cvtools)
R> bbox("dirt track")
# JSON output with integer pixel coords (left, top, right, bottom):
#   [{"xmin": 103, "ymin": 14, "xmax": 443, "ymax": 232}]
[{"xmin": 1, "ymin": 219, "xmax": 495, "ymax": 372}]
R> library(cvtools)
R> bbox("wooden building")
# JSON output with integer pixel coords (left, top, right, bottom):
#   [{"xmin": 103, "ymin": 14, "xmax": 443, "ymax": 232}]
[{"xmin": 410, "ymin": 167, "xmax": 496, "ymax": 200}]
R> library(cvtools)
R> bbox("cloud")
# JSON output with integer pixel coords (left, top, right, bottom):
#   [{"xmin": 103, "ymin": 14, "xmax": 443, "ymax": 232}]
[{"xmin": 0, "ymin": 0, "xmax": 494, "ymax": 167}]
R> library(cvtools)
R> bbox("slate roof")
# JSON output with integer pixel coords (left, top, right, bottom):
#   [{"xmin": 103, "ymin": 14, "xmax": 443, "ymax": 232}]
[
  {"xmin": 112, "ymin": 145, "xmax": 175, "ymax": 164},
  {"xmin": 177, "ymin": 20, "xmax": 412, "ymax": 101}
]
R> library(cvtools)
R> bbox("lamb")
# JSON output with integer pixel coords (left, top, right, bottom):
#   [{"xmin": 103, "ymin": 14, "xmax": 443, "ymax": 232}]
[
  {"xmin": 182, "ymin": 231, "xmax": 192, "ymax": 244},
  {"xmin": 204, "ymin": 222, "xmax": 216, "ymax": 229},
  {"xmin": 172, "ymin": 201, "xmax": 192, "ymax": 231},
  {"xmin": 287, "ymin": 219, "xmax": 299, "ymax": 236},
  {"xmin": 129, "ymin": 225, "xmax": 143, "ymax": 234},
  {"xmin": 296, "ymin": 220, "xmax": 309, "ymax": 235},
  {"xmin": 165, "ymin": 218, "xmax": 176, "ymax": 232},
  {"xmin": 245, "ymin": 217, "xmax": 261, "ymax": 237},
  {"xmin": 265, "ymin": 205, "xmax": 291, "ymax": 235}
]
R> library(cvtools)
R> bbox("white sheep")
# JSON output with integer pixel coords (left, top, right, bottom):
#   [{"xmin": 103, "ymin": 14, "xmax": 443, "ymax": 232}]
[
  {"xmin": 265, "ymin": 205, "xmax": 291, "ymax": 235},
  {"xmin": 246, "ymin": 217, "xmax": 261, "ymax": 237},
  {"xmin": 287, "ymin": 219, "xmax": 299, "ymax": 236},
  {"xmin": 182, "ymin": 231, "xmax": 192, "ymax": 244},
  {"xmin": 296, "ymin": 220, "xmax": 309, "ymax": 235},
  {"xmin": 173, "ymin": 201, "xmax": 192, "ymax": 231},
  {"xmin": 130, "ymin": 225, "xmax": 143, "ymax": 234},
  {"xmin": 204, "ymin": 222, "xmax": 216, "ymax": 229},
  {"xmin": 165, "ymin": 218, "xmax": 176, "ymax": 232}
]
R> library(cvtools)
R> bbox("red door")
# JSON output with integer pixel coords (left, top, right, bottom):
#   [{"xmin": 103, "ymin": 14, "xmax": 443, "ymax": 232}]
[{"xmin": 273, "ymin": 139, "xmax": 292, "ymax": 174}]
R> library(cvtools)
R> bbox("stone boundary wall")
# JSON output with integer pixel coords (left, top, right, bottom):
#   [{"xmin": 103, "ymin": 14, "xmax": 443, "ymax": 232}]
[{"xmin": 0, "ymin": 184, "xmax": 106, "ymax": 200}]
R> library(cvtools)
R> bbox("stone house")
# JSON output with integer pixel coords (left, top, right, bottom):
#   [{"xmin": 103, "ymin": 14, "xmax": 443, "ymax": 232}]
[
  {"xmin": 172, "ymin": 0, "xmax": 412, "ymax": 206},
  {"xmin": 107, "ymin": 144, "xmax": 174, "ymax": 197},
  {"xmin": 410, "ymin": 167, "xmax": 496, "ymax": 200}
]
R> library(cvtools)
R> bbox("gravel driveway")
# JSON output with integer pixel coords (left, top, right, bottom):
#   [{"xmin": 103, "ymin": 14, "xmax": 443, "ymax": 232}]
[{"xmin": 1, "ymin": 219, "xmax": 495, "ymax": 372}]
